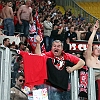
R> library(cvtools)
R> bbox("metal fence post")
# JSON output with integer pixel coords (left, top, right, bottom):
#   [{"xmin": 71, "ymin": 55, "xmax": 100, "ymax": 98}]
[
  {"xmin": 88, "ymin": 68, "xmax": 100, "ymax": 100},
  {"xmin": 0, "ymin": 47, "xmax": 5, "ymax": 100},
  {"xmin": 71, "ymin": 70, "xmax": 78, "ymax": 100},
  {"xmin": 0, "ymin": 47, "xmax": 13, "ymax": 100},
  {"xmin": 2, "ymin": 48, "xmax": 11, "ymax": 100}
]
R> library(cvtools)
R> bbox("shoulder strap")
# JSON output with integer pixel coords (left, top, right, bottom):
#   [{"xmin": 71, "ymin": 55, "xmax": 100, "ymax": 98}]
[{"xmin": 14, "ymin": 86, "xmax": 28, "ymax": 98}]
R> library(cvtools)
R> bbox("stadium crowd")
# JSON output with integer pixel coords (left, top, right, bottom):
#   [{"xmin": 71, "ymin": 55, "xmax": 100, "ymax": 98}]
[{"xmin": 0, "ymin": 0, "xmax": 100, "ymax": 100}]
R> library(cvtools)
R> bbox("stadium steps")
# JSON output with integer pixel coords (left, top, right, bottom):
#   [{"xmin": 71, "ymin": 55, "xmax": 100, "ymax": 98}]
[{"xmin": 77, "ymin": 2, "xmax": 100, "ymax": 19}]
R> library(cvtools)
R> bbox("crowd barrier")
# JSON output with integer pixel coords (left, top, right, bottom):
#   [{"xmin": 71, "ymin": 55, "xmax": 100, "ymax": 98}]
[
  {"xmin": 88, "ymin": 68, "xmax": 100, "ymax": 100},
  {"xmin": 0, "ymin": 47, "xmax": 12, "ymax": 100},
  {"xmin": 0, "ymin": 46, "xmax": 100, "ymax": 100}
]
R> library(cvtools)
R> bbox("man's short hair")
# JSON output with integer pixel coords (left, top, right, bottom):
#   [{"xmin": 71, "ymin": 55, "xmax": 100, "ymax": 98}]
[
  {"xmin": 52, "ymin": 40, "xmax": 63, "ymax": 48},
  {"xmin": 69, "ymin": 25, "xmax": 74, "ymax": 30},
  {"xmin": 16, "ymin": 72, "xmax": 24, "ymax": 79},
  {"xmin": 6, "ymin": 0, "xmax": 12, "ymax": 4},
  {"xmin": 45, "ymin": 15, "xmax": 51, "ymax": 20},
  {"xmin": 19, "ymin": 42, "xmax": 25, "ymax": 47},
  {"xmin": 88, "ymin": 26, "xmax": 93, "ymax": 32},
  {"xmin": 3, "ymin": 38, "xmax": 10, "ymax": 44}
]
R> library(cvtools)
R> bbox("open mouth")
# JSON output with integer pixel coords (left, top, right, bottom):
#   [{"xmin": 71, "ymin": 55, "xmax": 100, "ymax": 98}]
[{"xmin": 54, "ymin": 50, "xmax": 58, "ymax": 53}]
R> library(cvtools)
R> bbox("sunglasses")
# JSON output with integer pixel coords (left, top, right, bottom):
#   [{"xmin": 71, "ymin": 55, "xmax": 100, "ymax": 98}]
[{"xmin": 19, "ymin": 79, "xmax": 25, "ymax": 83}]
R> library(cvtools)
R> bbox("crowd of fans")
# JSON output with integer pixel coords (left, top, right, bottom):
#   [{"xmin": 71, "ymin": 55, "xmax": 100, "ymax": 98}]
[
  {"xmin": 0, "ymin": 0, "xmax": 100, "ymax": 100},
  {"xmin": 0, "ymin": 0, "xmax": 100, "ymax": 48}
]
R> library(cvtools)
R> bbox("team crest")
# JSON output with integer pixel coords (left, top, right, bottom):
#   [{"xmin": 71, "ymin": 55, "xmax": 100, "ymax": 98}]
[{"xmin": 52, "ymin": 57, "xmax": 65, "ymax": 70}]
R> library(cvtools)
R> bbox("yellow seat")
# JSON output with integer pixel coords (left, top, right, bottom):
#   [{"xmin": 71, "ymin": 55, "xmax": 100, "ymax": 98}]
[
  {"xmin": 55, "ymin": 5, "xmax": 65, "ymax": 15},
  {"xmin": 77, "ymin": 2, "xmax": 100, "ymax": 19}
]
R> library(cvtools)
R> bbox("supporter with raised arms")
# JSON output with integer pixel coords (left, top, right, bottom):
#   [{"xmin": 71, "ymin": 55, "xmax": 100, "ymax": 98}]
[
  {"xmin": 85, "ymin": 20, "xmax": 100, "ymax": 69},
  {"xmin": 85, "ymin": 20, "xmax": 100, "ymax": 100},
  {"xmin": 35, "ymin": 35, "xmax": 85, "ymax": 72},
  {"xmin": 35, "ymin": 35, "xmax": 85, "ymax": 100}
]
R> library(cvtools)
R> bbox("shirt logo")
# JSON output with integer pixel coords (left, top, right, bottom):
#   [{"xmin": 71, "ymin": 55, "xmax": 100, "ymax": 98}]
[{"xmin": 52, "ymin": 59, "xmax": 65, "ymax": 70}]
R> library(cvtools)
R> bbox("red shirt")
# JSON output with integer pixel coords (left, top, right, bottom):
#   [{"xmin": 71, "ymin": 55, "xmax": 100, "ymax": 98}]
[
  {"xmin": 43, "ymin": 51, "xmax": 80, "ymax": 64},
  {"xmin": 18, "ymin": 51, "xmax": 47, "ymax": 88},
  {"xmin": 0, "ymin": 4, "xmax": 3, "ymax": 12}
]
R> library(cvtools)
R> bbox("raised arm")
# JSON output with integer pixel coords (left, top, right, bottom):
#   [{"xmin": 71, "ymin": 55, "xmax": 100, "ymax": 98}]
[
  {"xmin": 75, "ymin": 30, "xmax": 86, "ymax": 40},
  {"xmin": 86, "ymin": 20, "xmax": 99, "ymax": 59},
  {"xmin": 34, "ymin": 35, "xmax": 42, "ymax": 55},
  {"xmin": 29, "ymin": 8, "xmax": 33, "ymax": 24}
]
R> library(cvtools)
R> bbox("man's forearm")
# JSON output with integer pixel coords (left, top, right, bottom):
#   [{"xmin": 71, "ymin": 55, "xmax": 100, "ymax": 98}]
[
  {"xmin": 72, "ymin": 59, "xmax": 85, "ymax": 71},
  {"xmin": 34, "ymin": 43, "xmax": 41, "ymax": 55},
  {"xmin": 88, "ymin": 30, "xmax": 96, "ymax": 45},
  {"xmin": 17, "ymin": 12, "xmax": 21, "ymax": 22}
]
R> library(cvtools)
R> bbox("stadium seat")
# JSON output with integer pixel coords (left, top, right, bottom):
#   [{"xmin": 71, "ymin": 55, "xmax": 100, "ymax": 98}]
[
  {"xmin": 77, "ymin": 2, "xmax": 100, "ymax": 19},
  {"xmin": 55, "ymin": 5, "xmax": 65, "ymax": 15}
]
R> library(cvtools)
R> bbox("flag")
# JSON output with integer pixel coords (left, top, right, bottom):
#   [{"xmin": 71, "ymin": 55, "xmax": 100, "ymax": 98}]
[
  {"xmin": 28, "ymin": 21, "xmax": 37, "ymax": 53},
  {"xmin": 27, "ymin": 35, "xmax": 37, "ymax": 53},
  {"xmin": 29, "ymin": 23, "xmax": 37, "ymax": 34},
  {"xmin": 27, "ymin": 10, "xmax": 46, "ymax": 53},
  {"xmin": 35, "ymin": 10, "xmax": 46, "ymax": 53}
]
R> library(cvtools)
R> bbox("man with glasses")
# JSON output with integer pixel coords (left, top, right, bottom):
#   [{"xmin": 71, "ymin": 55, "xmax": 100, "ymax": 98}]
[{"xmin": 10, "ymin": 72, "xmax": 28, "ymax": 100}]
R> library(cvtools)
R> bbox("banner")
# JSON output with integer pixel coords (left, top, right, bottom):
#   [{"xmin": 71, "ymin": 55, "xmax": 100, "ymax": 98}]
[
  {"xmin": 33, "ymin": 88, "xmax": 48, "ymax": 100},
  {"xmin": 0, "ymin": 35, "xmax": 20, "ymax": 45},
  {"xmin": 70, "ymin": 40, "xmax": 100, "ymax": 52}
]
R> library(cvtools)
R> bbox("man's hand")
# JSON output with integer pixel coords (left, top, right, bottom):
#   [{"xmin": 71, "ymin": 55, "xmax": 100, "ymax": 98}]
[
  {"xmin": 36, "ymin": 35, "xmax": 41, "ymax": 44},
  {"xmin": 30, "ymin": 21, "xmax": 33, "ymax": 25},
  {"xmin": 19, "ymin": 20, "xmax": 22, "ymax": 25},
  {"xmin": 66, "ymin": 66, "xmax": 74, "ymax": 73},
  {"xmin": 93, "ymin": 20, "xmax": 99, "ymax": 31}
]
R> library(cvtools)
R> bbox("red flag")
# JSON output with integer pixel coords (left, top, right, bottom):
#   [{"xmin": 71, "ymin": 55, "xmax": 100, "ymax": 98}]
[
  {"xmin": 27, "ymin": 36, "xmax": 37, "ymax": 53},
  {"xmin": 27, "ymin": 11, "xmax": 46, "ymax": 53},
  {"xmin": 35, "ymin": 10, "xmax": 46, "ymax": 53},
  {"xmin": 29, "ymin": 23, "xmax": 37, "ymax": 34},
  {"xmin": 41, "ymin": 43, "xmax": 46, "ymax": 53}
]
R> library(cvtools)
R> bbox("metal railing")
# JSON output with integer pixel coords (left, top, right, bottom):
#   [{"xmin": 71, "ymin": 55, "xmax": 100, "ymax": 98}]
[
  {"xmin": 88, "ymin": 68, "xmax": 100, "ymax": 100},
  {"xmin": 0, "ymin": 47, "xmax": 11, "ymax": 100},
  {"xmin": 55, "ymin": 0, "xmax": 99, "ymax": 23},
  {"xmin": 0, "ymin": 47, "xmax": 99, "ymax": 100},
  {"xmin": 0, "ymin": 47, "xmax": 17, "ymax": 100},
  {"xmin": 71, "ymin": 70, "xmax": 79, "ymax": 100}
]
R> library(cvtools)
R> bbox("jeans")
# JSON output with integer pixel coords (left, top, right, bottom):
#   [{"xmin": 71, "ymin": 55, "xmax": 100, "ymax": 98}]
[
  {"xmin": 4, "ymin": 18, "xmax": 14, "ymax": 36},
  {"xmin": 35, "ymin": 84, "xmax": 71, "ymax": 100},
  {"xmin": 62, "ymin": 90, "xmax": 71, "ymax": 100},
  {"xmin": 19, "ymin": 19, "xmax": 29, "ymax": 37},
  {"xmin": 43, "ymin": 36, "xmax": 51, "ymax": 52}
]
